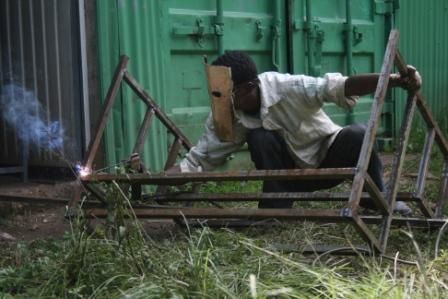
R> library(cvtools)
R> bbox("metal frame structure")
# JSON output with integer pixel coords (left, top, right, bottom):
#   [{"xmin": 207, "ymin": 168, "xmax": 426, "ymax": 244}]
[{"xmin": 79, "ymin": 30, "xmax": 448, "ymax": 254}]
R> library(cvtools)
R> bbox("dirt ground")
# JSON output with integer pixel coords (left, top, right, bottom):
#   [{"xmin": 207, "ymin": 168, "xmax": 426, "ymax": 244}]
[
  {"xmin": 0, "ymin": 177, "xmax": 73, "ymax": 242},
  {"xmin": 0, "ymin": 153, "xmax": 438, "ymax": 243}
]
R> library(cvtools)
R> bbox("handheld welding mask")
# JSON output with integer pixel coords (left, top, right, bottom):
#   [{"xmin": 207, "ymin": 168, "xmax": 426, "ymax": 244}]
[{"xmin": 204, "ymin": 57, "xmax": 234, "ymax": 142}]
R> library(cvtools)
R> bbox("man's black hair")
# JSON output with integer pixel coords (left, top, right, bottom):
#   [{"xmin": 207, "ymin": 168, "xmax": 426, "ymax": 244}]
[{"xmin": 212, "ymin": 51, "xmax": 258, "ymax": 85}]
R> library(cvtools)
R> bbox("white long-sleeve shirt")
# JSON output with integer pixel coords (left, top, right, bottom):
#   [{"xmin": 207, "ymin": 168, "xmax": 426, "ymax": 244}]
[{"xmin": 180, "ymin": 72, "xmax": 357, "ymax": 172}]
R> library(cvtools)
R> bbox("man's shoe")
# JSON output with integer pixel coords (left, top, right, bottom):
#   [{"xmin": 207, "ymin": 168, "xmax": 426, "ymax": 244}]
[{"xmin": 394, "ymin": 201, "xmax": 412, "ymax": 216}]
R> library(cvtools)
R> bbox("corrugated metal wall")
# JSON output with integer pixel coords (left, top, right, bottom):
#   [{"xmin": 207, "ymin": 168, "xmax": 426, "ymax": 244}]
[
  {"xmin": 0, "ymin": 0, "xmax": 83, "ymax": 166},
  {"xmin": 394, "ymin": 0, "xmax": 448, "ymax": 135},
  {"xmin": 96, "ymin": 0, "xmax": 169, "ymax": 171}
]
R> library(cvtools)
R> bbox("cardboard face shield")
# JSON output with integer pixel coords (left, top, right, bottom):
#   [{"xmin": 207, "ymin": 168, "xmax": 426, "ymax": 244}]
[{"xmin": 204, "ymin": 59, "xmax": 234, "ymax": 142}]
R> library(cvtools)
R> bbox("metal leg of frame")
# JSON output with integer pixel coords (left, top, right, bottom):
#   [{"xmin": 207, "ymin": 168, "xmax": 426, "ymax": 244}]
[
  {"xmin": 132, "ymin": 108, "xmax": 155, "ymax": 155},
  {"xmin": 379, "ymin": 91, "xmax": 416, "ymax": 252},
  {"xmin": 83, "ymin": 56, "xmax": 129, "ymax": 170},
  {"xmin": 415, "ymin": 129, "xmax": 435, "ymax": 218},
  {"xmin": 435, "ymin": 161, "xmax": 448, "ymax": 217},
  {"xmin": 345, "ymin": 30, "xmax": 399, "ymax": 252}
]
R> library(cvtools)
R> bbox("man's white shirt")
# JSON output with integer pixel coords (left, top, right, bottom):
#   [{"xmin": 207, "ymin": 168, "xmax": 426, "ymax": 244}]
[{"xmin": 180, "ymin": 72, "xmax": 358, "ymax": 173}]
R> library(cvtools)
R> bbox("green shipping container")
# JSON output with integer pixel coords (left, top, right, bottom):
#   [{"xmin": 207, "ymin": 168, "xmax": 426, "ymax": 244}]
[
  {"xmin": 394, "ymin": 0, "xmax": 448, "ymax": 137},
  {"xmin": 96, "ymin": 0, "xmax": 395, "ymax": 171}
]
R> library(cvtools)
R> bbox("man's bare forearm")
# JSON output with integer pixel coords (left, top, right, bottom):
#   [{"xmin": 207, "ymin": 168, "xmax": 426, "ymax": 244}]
[{"xmin": 344, "ymin": 74, "xmax": 402, "ymax": 97}]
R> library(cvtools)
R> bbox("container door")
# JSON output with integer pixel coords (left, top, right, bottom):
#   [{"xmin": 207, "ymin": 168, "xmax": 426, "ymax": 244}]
[
  {"xmin": 289, "ymin": 0, "xmax": 395, "ymax": 138},
  {"xmin": 96, "ymin": 0, "xmax": 288, "ymax": 171},
  {"xmin": 166, "ymin": 0, "xmax": 288, "ymax": 166}
]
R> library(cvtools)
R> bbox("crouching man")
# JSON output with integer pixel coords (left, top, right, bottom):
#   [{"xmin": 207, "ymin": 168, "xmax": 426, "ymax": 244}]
[{"xmin": 170, "ymin": 51, "xmax": 421, "ymax": 215}]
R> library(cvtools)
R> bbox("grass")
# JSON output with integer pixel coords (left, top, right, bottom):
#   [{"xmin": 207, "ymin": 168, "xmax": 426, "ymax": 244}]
[
  {"xmin": 0, "ymin": 219, "xmax": 448, "ymax": 298},
  {"xmin": 0, "ymin": 137, "xmax": 447, "ymax": 298}
]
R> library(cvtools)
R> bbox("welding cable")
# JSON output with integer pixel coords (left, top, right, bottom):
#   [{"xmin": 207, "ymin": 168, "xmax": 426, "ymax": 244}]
[
  {"xmin": 311, "ymin": 247, "xmax": 418, "ymax": 267},
  {"xmin": 434, "ymin": 220, "xmax": 448, "ymax": 258}
]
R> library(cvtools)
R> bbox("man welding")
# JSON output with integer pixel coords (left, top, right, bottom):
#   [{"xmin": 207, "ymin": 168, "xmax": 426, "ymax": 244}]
[{"xmin": 170, "ymin": 51, "xmax": 421, "ymax": 215}]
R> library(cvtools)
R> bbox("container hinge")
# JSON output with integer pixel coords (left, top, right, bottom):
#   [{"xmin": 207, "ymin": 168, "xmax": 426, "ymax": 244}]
[
  {"xmin": 255, "ymin": 20, "xmax": 266, "ymax": 41},
  {"xmin": 375, "ymin": 0, "xmax": 399, "ymax": 15},
  {"xmin": 172, "ymin": 18, "xmax": 214, "ymax": 47}
]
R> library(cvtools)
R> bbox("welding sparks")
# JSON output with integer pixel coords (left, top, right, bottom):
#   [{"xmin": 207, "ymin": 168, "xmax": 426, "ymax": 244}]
[{"xmin": 75, "ymin": 163, "xmax": 91, "ymax": 177}]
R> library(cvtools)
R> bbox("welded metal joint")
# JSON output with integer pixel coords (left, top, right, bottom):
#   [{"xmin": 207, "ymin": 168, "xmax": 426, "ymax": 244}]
[{"xmin": 340, "ymin": 208, "xmax": 353, "ymax": 218}]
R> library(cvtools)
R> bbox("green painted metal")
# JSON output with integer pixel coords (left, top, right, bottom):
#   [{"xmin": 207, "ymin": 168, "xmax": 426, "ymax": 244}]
[
  {"xmin": 96, "ymin": 0, "xmax": 169, "ymax": 171},
  {"xmin": 96, "ymin": 0, "xmax": 288, "ymax": 171},
  {"xmin": 290, "ymin": 0, "xmax": 394, "ymax": 131},
  {"xmin": 96, "ymin": 0, "xmax": 397, "ymax": 171},
  {"xmin": 394, "ymin": 0, "xmax": 448, "ymax": 137}
]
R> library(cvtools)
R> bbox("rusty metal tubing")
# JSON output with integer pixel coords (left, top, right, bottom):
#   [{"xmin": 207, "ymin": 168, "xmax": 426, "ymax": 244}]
[
  {"xmin": 81, "ymin": 167, "xmax": 356, "ymax": 184},
  {"xmin": 435, "ymin": 161, "xmax": 448, "ymax": 217},
  {"xmin": 85, "ymin": 207, "xmax": 344, "ymax": 220},
  {"xmin": 0, "ymin": 194, "xmax": 69, "ymax": 206},
  {"xmin": 156, "ymin": 138, "xmax": 184, "ymax": 194},
  {"xmin": 122, "ymin": 71, "xmax": 192, "ymax": 150},
  {"xmin": 351, "ymin": 215, "xmax": 381, "ymax": 252},
  {"xmin": 84, "ymin": 183, "xmax": 108, "ymax": 204},
  {"xmin": 395, "ymin": 51, "xmax": 448, "ymax": 158},
  {"xmin": 416, "ymin": 128, "xmax": 435, "ymax": 198},
  {"xmin": 132, "ymin": 108, "xmax": 156, "ymax": 155},
  {"xmin": 187, "ymin": 217, "xmax": 448, "ymax": 229},
  {"xmin": 347, "ymin": 30, "xmax": 399, "ymax": 216},
  {"xmin": 346, "ymin": 30, "xmax": 399, "ymax": 253},
  {"xmin": 83, "ymin": 56, "xmax": 129, "ymax": 170},
  {"xmin": 414, "ymin": 128, "xmax": 436, "ymax": 218},
  {"xmin": 146, "ymin": 191, "xmax": 425, "ymax": 203},
  {"xmin": 380, "ymin": 92, "xmax": 417, "ymax": 252},
  {"xmin": 364, "ymin": 174, "xmax": 389, "ymax": 214},
  {"xmin": 164, "ymin": 138, "xmax": 183, "ymax": 170}
]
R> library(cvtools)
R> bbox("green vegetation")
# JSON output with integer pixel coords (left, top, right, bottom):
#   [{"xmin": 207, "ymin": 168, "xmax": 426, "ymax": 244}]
[
  {"xmin": 0, "ymin": 148, "xmax": 447, "ymax": 298},
  {"xmin": 0, "ymin": 219, "xmax": 448, "ymax": 298}
]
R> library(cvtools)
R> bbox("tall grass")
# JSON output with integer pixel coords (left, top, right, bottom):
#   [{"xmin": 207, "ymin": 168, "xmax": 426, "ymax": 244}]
[
  {"xmin": 0, "ymin": 157, "xmax": 447, "ymax": 298},
  {"xmin": 1, "ymin": 217, "xmax": 448, "ymax": 298}
]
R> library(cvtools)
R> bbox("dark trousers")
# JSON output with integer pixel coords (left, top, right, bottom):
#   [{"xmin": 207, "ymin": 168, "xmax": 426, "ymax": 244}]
[{"xmin": 246, "ymin": 124, "xmax": 384, "ymax": 208}]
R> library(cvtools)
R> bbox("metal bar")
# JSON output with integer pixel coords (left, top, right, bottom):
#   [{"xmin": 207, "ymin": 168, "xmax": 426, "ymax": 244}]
[
  {"xmin": 122, "ymin": 71, "xmax": 192, "ymax": 150},
  {"xmin": 132, "ymin": 108, "xmax": 155, "ymax": 155},
  {"xmin": 345, "ymin": 0, "xmax": 354, "ymax": 125},
  {"xmin": 347, "ymin": 30, "xmax": 399, "ymax": 215},
  {"xmin": 83, "ymin": 55, "xmax": 128, "ymax": 170},
  {"xmin": 82, "ymin": 167, "xmax": 355, "ymax": 184},
  {"xmin": 416, "ymin": 95, "xmax": 448, "ymax": 158},
  {"xmin": 345, "ymin": 0, "xmax": 353, "ymax": 76},
  {"xmin": 305, "ymin": 0, "xmax": 316, "ymax": 76},
  {"xmin": 0, "ymin": 194, "xmax": 69, "ymax": 205},
  {"xmin": 416, "ymin": 129, "xmax": 435, "ymax": 197},
  {"xmin": 184, "ymin": 217, "xmax": 448, "ymax": 228},
  {"xmin": 164, "ymin": 138, "xmax": 182, "ymax": 170},
  {"xmin": 21, "ymin": 139, "xmax": 29, "ymax": 182},
  {"xmin": 215, "ymin": 0, "xmax": 224, "ymax": 55},
  {"xmin": 146, "ymin": 191, "xmax": 424, "ymax": 203},
  {"xmin": 0, "ymin": 167, "xmax": 24, "ymax": 174},
  {"xmin": 85, "ymin": 207, "xmax": 344, "ymax": 221},
  {"xmin": 364, "ymin": 174, "xmax": 389, "ymax": 214},
  {"xmin": 148, "ymin": 191, "xmax": 358, "ymax": 202},
  {"xmin": 351, "ymin": 215, "xmax": 381, "ymax": 252},
  {"xmin": 84, "ymin": 183, "xmax": 108, "ymax": 204},
  {"xmin": 435, "ymin": 161, "xmax": 448, "ymax": 217},
  {"xmin": 362, "ymin": 216, "xmax": 448, "ymax": 227},
  {"xmin": 414, "ymin": 129, "xmax": 436, "ymax": 218},
  {"xmin": 395, "ymin": 51, "xmax": 448, "ymax": 158},
  {"xmin": 417, "ymin": 196, "xmax": 435, "ymax": 218},
  {"xmin": 380, "ymin": 92, "xmax": 417, "ymax": 252},
  {"xmin": 156, "ymin": 138, "xmax": 183, "ymax": 194}
]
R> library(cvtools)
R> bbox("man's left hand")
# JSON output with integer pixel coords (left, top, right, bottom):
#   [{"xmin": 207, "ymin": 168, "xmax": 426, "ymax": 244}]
[{"xmin": 400, "ymin": 65, "xmax": 422, "ymax": 92}]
